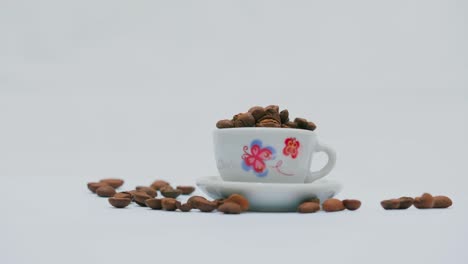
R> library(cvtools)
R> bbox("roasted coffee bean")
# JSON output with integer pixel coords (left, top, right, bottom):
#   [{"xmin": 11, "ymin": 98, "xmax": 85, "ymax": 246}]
[
  {"xmin": 99, "ymin": 178, "xmax": 124, "ymax": 189},
  {"xmin": 145, "ymin": 198, "xmax": 163, "ymax": 209},
  {"xmin": 279, "ymin": 109, "xmax": 289, "ymax": 124},
  {"xmin": 294, "ymin": 118, "xmax": 309, "ymax": 129},
  {"xmin": 306, "ymin": 121, "xmax": 316, "ymax": 131},
  {"xmin": 133, "ymin": 191, "xmax": 151, "ymax": 207},
  {"xmin": 322, "ymin": 198, "xmax": 345, "ymax": 212},
  {"xmin": 414, "ymin": 193, "xmax": 434, "ymax": 209},
  {"xmin": 298, "ymin": 202, "xmax": 320, "ymax": 213},
  {"xmin": 87, "ymin": 182, "xmax": 109, "ymax": 193},
  {"xmin": 150, "ymin": 180, "xmax": 170, "ymax": 190},
  {"xmin": 114, "ymin": 192, "xmax": 133, "ymax": 199},
  {"xmin": 233, "ymin": 113, "xmax": 256, "ymax": 127},
  {"xmin": 176, "ymin": 186, "xmax": 195, "ymax": 195},
  {"xmin": 160, "ymin": 186, "xmax": 182, "ymax": 198},
  {"xmin": 307, "ymin": 198, "xmax": 320, "ymax": 204},
  {"xmin": 248, "ymin": 106, "xmax": 266, "ymax": 121},
  {"xmin": 381, "ymin": 199, "xmax": 400, "ymax": 210},
  {"xmin": 216, "ymin": 119, "xmax": 234, "ymax": 129},
  {"xmin": 226, "ymin": 194, "xmax": 249, "ymax": 212},
  {"xmin": 96, "ymin": 186, "xmax": 116, "ymax": 197},
  {"xmin": 187, "ymin": 196, "xmax": 208, "ymax": 208},
  {"xmin": 283, "ymin": 121, "xmax": 298, "ymax": 129},
  {"xmin": 265, "ymin": 105, "xmax": 280, "ymax": 115},
  {"xmin": 135, "ymin": 186, "xmax": 157, "ymax": 198},
  {"xmin": 433, "ymin": 196, "xmax": 452, "ymax": 208},
  {"xmin": 196, "ymin": 200, "xmax": 217, "ymax": 212},
  {"xmin": 343, "ymin": 199, "xmax": 361, "ymax": 211},
  {"xmin": 218, "ymin": 202, "xmax": 242, "ymax": 214},
  {"xmin": 108, "ymin": 197, "xmax": 131, "ymax": 208},
  {"xmin": 176, "ymin": 202, "xmax": 192, "ymax": 212},
  {"xmin": 256, "ymin": 118, "xmax": 281, "ymax": 128},
  {"xmin": 161, "ymin": 198, "xmax": 177, "ymax": 211},
  {"xmin": 398, "ymin": 197, "xmax": 414, "ymax": 209},
  {"xmin": 214, "ymin": 198, "xmax": 225, "ymax": 207}
]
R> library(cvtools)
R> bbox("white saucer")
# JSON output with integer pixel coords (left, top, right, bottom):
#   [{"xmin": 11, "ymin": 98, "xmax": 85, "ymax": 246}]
[{"xmin": 196, "ymin": 176, "xmax": 342, "ymax": 212}]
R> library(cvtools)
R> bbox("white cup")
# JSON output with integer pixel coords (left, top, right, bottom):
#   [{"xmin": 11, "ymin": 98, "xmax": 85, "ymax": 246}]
[{"xmin": 213, "ymin": 127, "xmax": 336, "ymax": 184}]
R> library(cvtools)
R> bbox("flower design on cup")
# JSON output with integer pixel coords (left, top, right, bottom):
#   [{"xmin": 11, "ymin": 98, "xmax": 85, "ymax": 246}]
[
  {"xmin": 241, "ymin": 139, "xmax": 276, "ymax": 177},
  {"xmin": 283, "ymin": 137, "xmax": 300, "ymax": 159}
]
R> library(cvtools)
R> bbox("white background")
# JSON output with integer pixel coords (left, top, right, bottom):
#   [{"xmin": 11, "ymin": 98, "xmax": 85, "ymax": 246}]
[{"xmin": 1, "ymin": 1, "xmax": 467, "ymax": 263}]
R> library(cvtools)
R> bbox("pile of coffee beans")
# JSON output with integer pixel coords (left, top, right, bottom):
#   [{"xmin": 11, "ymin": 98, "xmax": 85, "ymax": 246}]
[
  {"xmin": 381, "ymin": 193, "xmax": 452, "ymax": 210},
  {"xmin": 216, "ymin": 105, "xmax": 316, "ymax": 130},
  {"xmin": 297, "ymin": 198, "xmax": 362, "ymax": 213},
  {"xmin": 86, "ymin": 178, "xmax": 250, "ymax": 214}
]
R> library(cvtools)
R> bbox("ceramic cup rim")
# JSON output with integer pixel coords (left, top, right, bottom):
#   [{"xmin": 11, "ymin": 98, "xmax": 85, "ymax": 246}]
[{"xmin": 213, "ymin": 127, "xmax": 317, "ymax": 136}]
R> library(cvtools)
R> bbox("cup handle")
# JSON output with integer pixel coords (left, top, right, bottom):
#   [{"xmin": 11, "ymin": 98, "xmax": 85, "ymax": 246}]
[{"xmin": 305, "ymin": 142, "xmax": 337, "ymax": 183}]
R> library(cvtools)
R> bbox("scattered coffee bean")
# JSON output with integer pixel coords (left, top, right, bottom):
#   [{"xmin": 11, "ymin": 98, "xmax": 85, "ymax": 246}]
[
  {"xmin": 214, "ymin": 198, "xmax": 225, "ymax": 207},
  {"xmin": 133, "ymin": 191, "xmax": 151, "ymax": 207},
  {"xmin": 298, "ymin": 202, "xmax": 320, "ymax": 213},
  {"xmin": 176, "ymin": 202, "xmax": 192, "ymax": 212},
  {"xmin": 381, "ymin": 199, "xmax": 400, "ymax": 210},
  {"xmin": 343, "ymin": 199, "xmax": 361, "ymax": 211},
  {"xmin": 150, "ymin": 180, "xmax": 169, "ymax": 190},
  {"xmin": 398, "ymin": 197, "xmax": 414, "ymax": 209},
  {"xmin": 218, "ymin": 202, "xmax": 242, "ymax": 214},
  {"xmin": 135, "ymin": 186, "xmax": 157, "ymax": 198},
  {"xmin": 248, "ymin": 106, "xmax": 266, "ymax": 121},
  {"xmin": 216, "ymin": 119, "xmax": 234, "ymax": 129},
  {"xmin": 87, "ymin": 182, "xmax": 109, "ymax": 193},
  {"xmin": 414, "ymin": 193, "xmax": 435, "ymax": 209},
  {"xmin": 307, "ymin": 198, "xmax": 320, "ymax": 204},
  {"xmin": 114, "ymin": 192, "xmax": 133, "ymax": 199},
  {"xmin": 225, "ymin": 194, "xmax": 249, "ymax": 212},
  {"xmin": 145, "ymin": 198, "xmax": 163, "ymax": 209},
  {"xmin": 323, "ymin": 198, "xmax": 345, "ymax": 212},
  {"xmin": 161, "ymin": 198, "xmax": 177, "ymax": 211},
  {"xmin": 99, "ymin": 178, "xmax": 124, "ymax": 189},
  {"xmin": 96, "ymin": 186, "xmax": 116, "ymax": 197},
  {"xmin": 187, "ymin": 196, "xmax": 208, "ymax": 208},
  {"xmin": 160, "ymin": 186, "xmax": 182, "ymax": 198},
  {"xmin": 195, "ymin": 199, "xmax": 217, "ymax": 212},
  {"xmin": 176, "ymin": 186, "xmax": 195, "ymax": 195},
  {"xmin": 108, "ymin": 197, "xmax": 131, "ymax": 208},
  {"xmin": 433, "ymin": 196, "xmax": 452, "ymax": 208}
]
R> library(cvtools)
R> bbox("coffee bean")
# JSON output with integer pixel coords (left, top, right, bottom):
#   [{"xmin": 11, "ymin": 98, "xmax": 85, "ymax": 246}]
[
  {"xmin": 161, "ymin": 198, "xmax": 177, "ymax": 211},
  {"xmin": 225, "ymin": 194, "xmax": 249, "ymax": 212},
  {"xmin": 197, "ymin": 200, "xmax": 217, "ymax": 212},
  {"xmin": 343, "ymin": 199, "xmax": 361, "ymax": 211},
  {"xmin": 306, "ymin": 121, "xmax": 316, "ymax": 131},
  {"xmin": 381, "ymin": 199, "xmax": 400, "ymax": 209},
  {"xmin": 279, "ymin": 109, "xmax": 289, "ymax": 124},
  {"xmin": 265, "ymin": 105, "xmax": 280, "ymax": 115},
  {"xmin": 160, "ymin": 186, "xmax": 182, "ymax": 198},
  {"xmin": 218, "ymin": 202, "xmax": 242, "ymax": 214},
  {"xmin": 433, "ymin": 196, "xmax": 452, "ymax": 208},
  {"xmin": 216, "ymin": 119, "xmax": 234, "ymax": 129},
  {"xmin": 322, "ymin": 198, "xmax": 345, "ymax": 212},
  {"xmin": 114, "ymin": 192, "xmax": 133, "ymax": 199},
  {"xmin": 298, "ymin": 202, "xmax": 320, "ymax": 213},
  {"xmin": 176, "ymin": 202, "xmax": 192, "ymax": 212},
  {"xmin": 307, "ymin": 198, "xmax": 320, "ymax": 204},
  {"xmin": 398, "ymin": 197, "xmax": 414, "ymax": 209},
  {"xmin": 414, "ymin": 193, "xmax": 434, "ymax": 209},
  {"xmin": 248, "ymin": 106, "xmax": 266, "ymax": 121},
  {"xmin": 187, "ymin": 196, "xmax": 208, "ymax": 208},
  {"xmin": 294, "ymin": 118, "xmax": 308, "ymax": 129},
  {"xmin": 96, "ymin": 186, "xmax": 116, "ymax": 197},
  {"xmin": 176, "ymin": 186, "xmax": 195, "ymax": 195},
  {"xmin": 145, "ymin": 198, "xmax": 163, "ymax": 209},
  {"xmin": 87, "ymin": 182, "xmax": 109, "ymax": 193},
  {"xmin": 135, "ymin": 186, "xmax": 157, "ymax": 198},
  {"xmin": 99, "ymin": 178, "xmax": 124, "ymax": 189},
  {"xmin": 133, "ymin": 191, "xmax": 151, "ymax": 207},
  {"xmin": 214, "ymin": 198, "xmax": 225, "ymax": 207},
  {"xmin": 108, "ymin": 197, "xmax": 131, "ymax": 208},
  {"xmin": 256, "ymin": 118, "xmax": 281, "ymax": 128},
  {"xmin": 150, "ymin": 180, "xmax": 170, "ymax": 190},
  {"xmin": 283, "ymin": 121, "xmax": 298, "ymax": 128},
  {"xmin": 233, "ymin": 113, "xmax": 256, "ymax": 127}
]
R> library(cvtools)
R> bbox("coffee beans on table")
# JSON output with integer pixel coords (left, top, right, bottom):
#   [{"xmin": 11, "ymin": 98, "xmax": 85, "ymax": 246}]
[
  {"xmin": 133, "ymin": 191, "xmax": 151, "ymax": 207},
  {"xmin": 381, "ymin": 199, "xmax": 401, "ymax": 210},
  {"xmin": 298, "ymin": 202, "xmax": 320, "ymax": 213},
  {"xmin": 216, "ymin": 105, "xmax": 316, "ymax": 131},
  {"xmin": 145, "ymin": 198, "xmax": 163, "ymax": 209},
  {"xmin": 397, "ymin": 197, "xmax": 414, "ymax": 209},
  {"xmin": 135, "ymin": 186, "xmax": 157, "ymax": 198},
  {"xmin": 413, "ymin": 193, "xmax": 435, "ymax": 209},
  {"xmin": 225, "ymin": 194, "xmax": 249, "ymax": 212},
  {"xmin": 96, "ymin": 186, "xmax": 116, "ymax": 197},
  {"xmin": 99, "ymin": 178, "xmax": 124, "ymax": 189},
  {"xmin": 161, "ymin": 198, "xmax": 177, "ymax": 211},
  {"xmin": 114, "ymin": 192, "xmax": 133, "ymax": 200},
  {"xmin": 323, "ymin": 198, "xmax": 345, "ymax": 212},
  {"xmin": 342, "ymin": 199, "xmax": 361, "ymax": 211},
  {"xmin": 150, "ymin": 180, "xmax": 169, "ymax": 190},
  {"xmin": 218, "ymin": 202, "xmax": 242, "ymax": 214},
  {"xmin": 87, "ymin": 182, "xmax": 109, "ymax": 193},
  {"xmin": 160, "ymin": 186, "xmax": 182, "ymax": 198},
  {"xmin": 176, "ymin": 202, "xmax": 192, "ymax": 212},
  {"xmin": 176, "ymin": 186, "xmax": 195, "ymax": 195},
  {"xmin": 433, "ymin": 196, "xmax": 452, "ymax": 208},
  {"xmin": 108, "ymin": 197, "xmax": 131, "ymax": 208}
]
